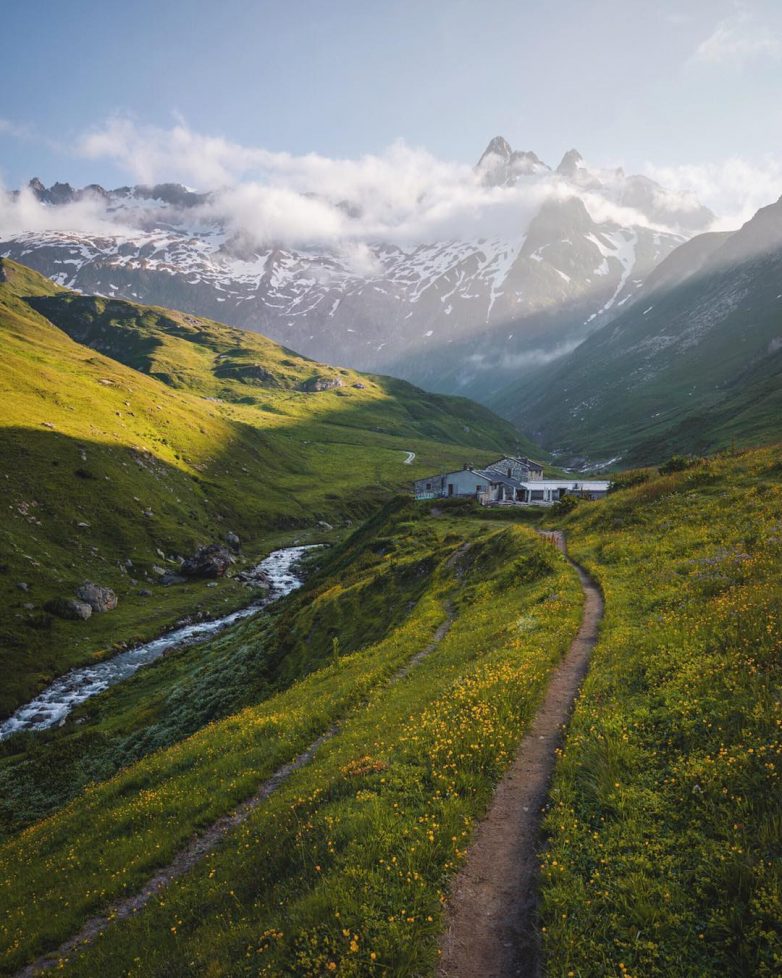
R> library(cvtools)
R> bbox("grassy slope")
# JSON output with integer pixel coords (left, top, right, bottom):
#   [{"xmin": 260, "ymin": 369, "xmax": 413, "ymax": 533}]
[
  {"xmin": 0, "ymin": 502, "xmax": 438, "ymax": 835},
  {"xmin": 0, "ymin": 509, "xmax": 582, "ymax": 977},
  {"xmin": 540, "ymin": 447, "xmax": 782, "ymax": 977},
  {"xmin": 0, "ymin": 258, "xmax": 530, "ymax": 717}
]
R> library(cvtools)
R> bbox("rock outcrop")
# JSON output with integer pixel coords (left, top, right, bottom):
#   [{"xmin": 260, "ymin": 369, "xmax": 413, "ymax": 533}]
[
  {"xmin": 44, "ymin": 597, "xmax": 93, "ymax": 621},
  {"xmin": 76, "ymin": 582, "xmax": 118, "ymax": 612},
  {"xmin": 181, "ymin": 544, "xmax": 235, "ymax": 579}
]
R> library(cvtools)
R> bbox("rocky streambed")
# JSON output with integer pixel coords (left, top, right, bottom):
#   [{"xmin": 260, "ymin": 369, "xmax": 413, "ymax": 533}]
[{"xmin": 0, "ymin": 546, "xmax": 320, "ymax": 740}]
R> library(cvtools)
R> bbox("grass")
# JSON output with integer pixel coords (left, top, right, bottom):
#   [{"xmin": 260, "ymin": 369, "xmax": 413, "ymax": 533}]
[
  {"xmin": 0, "ymin": 514, "xmax": 582, "ymax": 976},
  {"xmin": 539, "ymin": 445, "xmax": 782, "ymax": 977},
  {"xmin": 0, "ymin": 502, "xmax": 439, "ymax": 835},
  {"xmin": 0, "ymin": 257, "xmax": 530, "ymax": 718}
]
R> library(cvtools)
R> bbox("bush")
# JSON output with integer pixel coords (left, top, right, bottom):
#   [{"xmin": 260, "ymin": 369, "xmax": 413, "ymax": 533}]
[{"xmin": 659, "ymin": 454, "xmax": 697, "ymax": 475}]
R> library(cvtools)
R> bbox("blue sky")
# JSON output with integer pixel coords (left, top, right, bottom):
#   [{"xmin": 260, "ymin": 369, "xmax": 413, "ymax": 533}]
[{"xmin": 1, "ymin": 0, "xmax": 782, "ymax": 221}]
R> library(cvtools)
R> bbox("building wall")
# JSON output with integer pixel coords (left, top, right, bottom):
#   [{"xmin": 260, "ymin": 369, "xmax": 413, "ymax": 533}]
[
  {"xmin": 442, "ymin": 469, "xmax": 491, "ymax": 497},
  {"xmin": 414, "ymin": 470, "xmax": 490, "ymax": 499}
]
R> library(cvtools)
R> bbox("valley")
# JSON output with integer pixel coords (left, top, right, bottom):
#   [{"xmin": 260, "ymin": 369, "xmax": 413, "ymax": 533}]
[{"xmin": 2, "ymin": 158, "xmax": 781, "ymax": 978}]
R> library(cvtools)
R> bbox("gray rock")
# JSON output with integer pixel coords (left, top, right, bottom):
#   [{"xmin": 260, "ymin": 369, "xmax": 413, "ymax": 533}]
[
  {"xmin": 151, "ymin": 565, "xmax": 166, "ymax": 577},
  {"xmin": 138, "ymin": 588, "xmax": 153, "ymax": 597},
  {"xmin": 76, "ymin": 582, "xmax": 118, "ymax": 612},
  {"xmin": 300, "ymin": 375, "xmax": 343, "ymax": 392},
  {"xmin": 317, "ymin": 520, "xmax": 333, "ymax": 531},
  {"xmin": 181, "ymin": 544, "xmax": 235, "ymax": 579},
  {"xmin": 160, "ymin": 572, "xmax": 187, "ymax": 586},
  {"xmin": 16, "ymin": 582, "xmax": 29, "ymax": 592},
  {"xmin": 44, "ymin": 597, "xmax": 93, "ymax": 621},
  {"xmin": 225, "ymin": 531, "xmax": 241, "ymax": 549}
]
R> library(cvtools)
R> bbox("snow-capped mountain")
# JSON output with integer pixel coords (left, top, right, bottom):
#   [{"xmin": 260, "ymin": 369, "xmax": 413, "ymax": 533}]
[{"xmin": 0, "ymin": 140, "xmax": 714, "ymax": 399}]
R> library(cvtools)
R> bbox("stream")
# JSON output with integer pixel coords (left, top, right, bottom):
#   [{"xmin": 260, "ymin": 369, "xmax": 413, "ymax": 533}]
[{"xmin": 0, "ymin": 545, "xmax": 320, "ymax": 740}]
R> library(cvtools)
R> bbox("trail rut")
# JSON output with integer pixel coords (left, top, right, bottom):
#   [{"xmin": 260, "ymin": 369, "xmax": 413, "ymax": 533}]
[
  {"xmin": 437, "ymin": 530, "xmax": 603, "ymax": 978},
  {"xmin": 16, "ymin": 546, "xmax": 470, "ymax": 978}
]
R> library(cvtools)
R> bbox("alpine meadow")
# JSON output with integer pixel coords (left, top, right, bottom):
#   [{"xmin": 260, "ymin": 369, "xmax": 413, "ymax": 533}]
[{"xmin": 1, "ymin": 3, "xmax": 781, "ymax": 977}]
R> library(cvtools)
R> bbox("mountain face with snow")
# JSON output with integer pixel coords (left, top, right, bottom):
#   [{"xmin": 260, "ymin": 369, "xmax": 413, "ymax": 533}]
[
  {"xmin": 0, "ymin": 140, "xmax": 714, "ymax": 400},
  {"xmin": 495, "ymin": 195, "xmax": 782, "ymax": 466}
]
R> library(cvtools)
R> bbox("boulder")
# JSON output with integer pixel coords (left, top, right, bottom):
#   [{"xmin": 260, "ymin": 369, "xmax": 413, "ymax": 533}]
[
  {"xmin": 300, "ymin": 375, "xmax": 343, "ymax": 393},
  {"xmin": 181, "ymin": 544, "xmax": 235, "ymax": 579},
  {"xmin": 225, "ymin": 531, "xmax": 241, "ymax": 550},
  {"xmin": 160, "ymin": 571, "xmax": 187, "ymax": 586},
  {"xmin": 44, "ymin": 597, "xmax": 93, "ymax": 621},
  {"xmin": 76, "ymin": 582, "xmax": 118, "ymax": 613}
]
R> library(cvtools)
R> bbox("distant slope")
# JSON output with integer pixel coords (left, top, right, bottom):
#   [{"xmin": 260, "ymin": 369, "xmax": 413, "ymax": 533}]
[
  {"xmin": 0, "ymin": 258, "xmax": 530, "ymax": 717},
  {"xmin": 494, "ymin": 197, "xmax": 782, "ymax": 465}
]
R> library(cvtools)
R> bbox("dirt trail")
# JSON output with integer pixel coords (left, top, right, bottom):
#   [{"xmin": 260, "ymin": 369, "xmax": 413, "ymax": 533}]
[
  {"xmin": 17, "ymin": 545, "xmax": 470, "ymax": 978},
  {"xmin": 437, "ymin": 530, "xmax": 603, "ymax": 978}
]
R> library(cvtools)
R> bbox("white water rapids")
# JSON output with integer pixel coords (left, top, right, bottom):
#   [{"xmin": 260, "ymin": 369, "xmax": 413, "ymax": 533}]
[{"xmin": 0, "ymin": 546, "xmax": 319, "ymax": 740}]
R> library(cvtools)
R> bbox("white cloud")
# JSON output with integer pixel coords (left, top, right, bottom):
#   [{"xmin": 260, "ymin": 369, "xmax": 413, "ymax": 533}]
[
  {"xmin": 3, "ymin": 117, "xmax": 777, "ymax": 254},
  {"xmin": 0, "ymin": 184, "xmax": 138, "ymax": 238},
  {"xmin": 692, "ymin": 9, "xmax": 781, "ymax": 65},
  {"xmin": 644, "ymin": 157, "xmax": 782, "ymax": 229}
]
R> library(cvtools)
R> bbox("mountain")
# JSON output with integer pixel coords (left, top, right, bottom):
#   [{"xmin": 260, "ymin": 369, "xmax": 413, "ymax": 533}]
[
  {"xmin": 495, "ymin": 196, "xmax": 782, "ymax": 466},
  {"xmin": 0, "ymin": 141, "xmax": 714, "ymax": 401},
  {"xmin": 0, "ymin": 256, "xmax": 526, "ymax": 718}
]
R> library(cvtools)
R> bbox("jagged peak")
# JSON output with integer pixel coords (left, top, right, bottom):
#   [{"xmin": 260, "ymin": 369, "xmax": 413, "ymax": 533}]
[
  {"xmin": 556, "ymin": 149, "xmax": 584, "ymax": 176},
  {"xmin": 479, "ymin": 136, "xmax": 513, "ymax": 164}
]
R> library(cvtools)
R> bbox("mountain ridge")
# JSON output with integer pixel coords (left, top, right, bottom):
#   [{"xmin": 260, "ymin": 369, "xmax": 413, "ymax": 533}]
[{"xmin": 1, "ymin": 140, "xmax": 714, "ymax": 400}]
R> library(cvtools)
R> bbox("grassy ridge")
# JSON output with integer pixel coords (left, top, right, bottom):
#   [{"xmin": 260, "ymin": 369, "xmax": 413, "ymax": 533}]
[
  {"xmin": 540, "ymin": 447, "xmax": 782, "ymax": 977},
  {"xmin": 0, "ymin": 502, "xmax": 439, "ymax": 836},
  {"xmin": 0, "ymin": 258, "xmax": 528, "ymax": 717},
  {"xmin": 0, "ymin": 517, "xmax": 582, "ymax": 976}
]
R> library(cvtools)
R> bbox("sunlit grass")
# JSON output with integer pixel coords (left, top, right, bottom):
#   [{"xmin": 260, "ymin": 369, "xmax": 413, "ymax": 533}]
[{"xmin": 540, "ymin": 446, "xmax": 782, "ymax": 977}]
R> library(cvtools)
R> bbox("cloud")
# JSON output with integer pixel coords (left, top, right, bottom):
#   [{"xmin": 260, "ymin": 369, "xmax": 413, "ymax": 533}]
[
  {"xmin": 643, "ymin": 157, "xmax": 782, "ymax": 229},
  {"xmin": 0, "ymin": 184, "xmax": 138, "ymax": 238},
  {"xmin": 1, "ymin": 117, "xmax": 775, "ymax": 255},
  {"xmin": 77, "ymin": 116, "xmax": 270, "ymax": 187},
  {"xmin": 692, "ymin": 8, "xmax": 781, "ymax": 65}
]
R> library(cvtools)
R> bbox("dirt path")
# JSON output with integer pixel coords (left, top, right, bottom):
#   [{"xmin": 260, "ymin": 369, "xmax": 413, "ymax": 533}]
[
  {"xmin": 437, "ymin": 530, "xmax": 603, "ymax": 978},
  {"xmin": 16, "ymin": 546, "xmax": 470, "ymax": 978}
]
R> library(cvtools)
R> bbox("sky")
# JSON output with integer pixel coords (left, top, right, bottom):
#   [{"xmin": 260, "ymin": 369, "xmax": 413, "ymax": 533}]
[{"xmin": 1, "ymin": 0, "xmax": 782, "ymax": 230}]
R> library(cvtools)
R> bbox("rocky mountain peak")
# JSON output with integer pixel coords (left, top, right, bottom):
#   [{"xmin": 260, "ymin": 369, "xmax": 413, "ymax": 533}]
[
  {"xmin": 477, "ymin": 138, "xmax": 550, "ymax": 187},
  {"xmin": 478, "ymin": 136, "xmax": 513, "ymax": 165},
  {"xmin": 556, "ymin": 149, "xmax": 584, "ymax": 177},
  {"xmin": 28, "ymin": 177, "xmax": 47, "ymax": 198}
]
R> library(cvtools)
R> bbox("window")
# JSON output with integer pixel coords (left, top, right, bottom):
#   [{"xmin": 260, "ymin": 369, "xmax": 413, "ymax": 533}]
[
  {"xmin": 476, "ymin": 484, "xmax": 482, "ymax": 492},
  {"xmin": 448, "ymin": 484, "xmax": 454, "ymax": 496},
  {"xmin": 507, "ymin": 467, "xmax": 512, "ymax": 477},
  {"xmin": 531, "ymin": 490, "xmax": 544, "ymax": 500},
  {"xmin": 426, "ymin": 482, "xmax": 432, "ymax": 490}
]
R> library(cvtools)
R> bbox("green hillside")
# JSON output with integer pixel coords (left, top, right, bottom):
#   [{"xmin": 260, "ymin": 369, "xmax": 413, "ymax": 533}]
[
  {"xmin": 539, "ymin": 447, "xmax": 782, "ymax": 977},
  {"xmin": 1, "ymin": 447, "xmax": 780, "ymax": 977},
  {"xmin": 0, "ymin": 508, "xmax": 583, "ymax": 977},
  {"xmin": 0, "ymin": 258, "xmax": 529, "ymax": 718}
]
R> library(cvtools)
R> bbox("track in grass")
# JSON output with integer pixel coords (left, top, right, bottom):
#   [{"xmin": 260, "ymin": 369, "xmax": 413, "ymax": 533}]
[
  {"xmin": 437, "ymin": 531, "xmax": 603, "ymax": 978},
  {"xmin": 15, "ymin": 551, "xmax": 468, "ymax": 978}
]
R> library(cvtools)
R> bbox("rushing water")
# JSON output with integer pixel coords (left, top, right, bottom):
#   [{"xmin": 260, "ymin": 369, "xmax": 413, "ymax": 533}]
[{"xmin": 0, "ymin": 546, "xmax": 320, "ymax": 740}]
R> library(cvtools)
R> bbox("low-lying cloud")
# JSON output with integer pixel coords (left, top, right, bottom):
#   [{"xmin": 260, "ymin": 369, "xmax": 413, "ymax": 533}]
[{"xmin": 1, "ymin": 117, "xmax": 780, "ymax": 255}]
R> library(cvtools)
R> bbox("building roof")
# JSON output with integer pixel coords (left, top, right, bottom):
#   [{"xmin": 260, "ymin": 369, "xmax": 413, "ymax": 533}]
[{"xmin": 520, "ymin": 480, "xmax": 611, "ymax": 491}]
